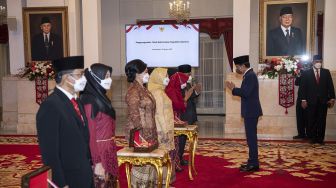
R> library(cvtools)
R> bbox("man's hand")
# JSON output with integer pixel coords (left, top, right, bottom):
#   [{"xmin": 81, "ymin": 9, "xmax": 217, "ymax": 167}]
[
  {"xmin": 63, "ymin": 186, "xmax": 69, "ymax": 188},
  {"xmin": 327, "ymin": 99, "xmax": 335, "ymax": 108},
  {"xmin": 225, "ymin": 81, "xmax": 235, "ymax": 90},
  {"xmin": 301, "ymin": 101, "xmax": 308, "ymax": 109},
  {"xmin": 194, "ymin": 83, "xmax": 202, "ymax": 93}
]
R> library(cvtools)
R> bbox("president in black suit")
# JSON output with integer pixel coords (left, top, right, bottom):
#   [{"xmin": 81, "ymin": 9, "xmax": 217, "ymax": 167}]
[
  {"xmin": 300, "ymin": 55, "xmax": 335, "ymax": 144},
  {"xmin": 226, "ymin": 55, "xmax": 262, "ymax": 172},
  {"xmin": 267, "ymin": 7, "xmax": 304, "ymax": 56},
  {"xmin": 31, "ymin": 17, "xmax": 63, "ymax": 61},
  {"xmin": 178, "ymin": 64, "xmax": 201, "ymax": 166},
  {"xmin": 36, "ymin": 56, "xmax": 93, "ymax": 188}
]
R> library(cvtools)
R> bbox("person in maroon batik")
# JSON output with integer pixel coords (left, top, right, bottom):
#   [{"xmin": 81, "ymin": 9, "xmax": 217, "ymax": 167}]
[
  {"xmin": 80, "ymin": 63, "xmax": 118, "ymax": 188},
  {"xmin": 165, "ymin": 71, "xmax": 189, "ymax": 172}
]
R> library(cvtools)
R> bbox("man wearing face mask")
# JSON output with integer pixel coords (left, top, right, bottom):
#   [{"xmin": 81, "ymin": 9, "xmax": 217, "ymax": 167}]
[
  {"xmin": 177, "ymin": 64, "xmax": 201, "ymax": 166},
  {"xmin": 36, "ymin": 56, "xmax": 93, "ymax": 188},
  {"xmin": 225, "ymin": 55, "xmax": 262, "ymax": 172},
  {"xmin": 300, "ymin": 55, "xmax": 335, "ymax": 145}
]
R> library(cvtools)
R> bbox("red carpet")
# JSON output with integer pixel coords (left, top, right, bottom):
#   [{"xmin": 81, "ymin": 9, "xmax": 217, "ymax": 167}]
[{"xmin": 1, "ymin": 135, "xmax": 336, "ymax": 188}]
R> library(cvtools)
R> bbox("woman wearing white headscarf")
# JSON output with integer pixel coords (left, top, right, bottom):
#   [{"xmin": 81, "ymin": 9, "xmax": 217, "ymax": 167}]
[{"xmin": 148, "ymin": 67, "xmax": 176, "ymax": 183}]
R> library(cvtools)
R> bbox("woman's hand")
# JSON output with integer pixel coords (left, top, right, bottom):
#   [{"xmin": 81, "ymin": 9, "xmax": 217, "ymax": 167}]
[{"xmin": 94, "ymin": 163, "xmax": 105, "ymax": 179}]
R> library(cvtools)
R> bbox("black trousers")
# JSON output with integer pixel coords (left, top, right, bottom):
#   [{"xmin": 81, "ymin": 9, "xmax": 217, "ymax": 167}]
[
  {"xmin": 307, "ymin": 100, "xmax": 328, "ymax": 142},
  {"xmin": 244, "ymin": 118, "xmax": 259, "ymax": 166},
  {"xmin": 296, "ymin": 99, "xmax": 308, "ymax": 137},
  {"xmin": 178, "ymin": 135, "xmax": 187, "ymax": 161}
]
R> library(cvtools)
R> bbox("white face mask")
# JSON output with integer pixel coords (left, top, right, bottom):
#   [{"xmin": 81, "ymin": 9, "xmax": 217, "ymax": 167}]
[
  {"xmin": 163, "ymin": 77, "xmax": 170, "ymax": 86},
  {"xmin": 69, "ymin": 75, "xmax": 87, "ymax": 92},
  {"xmin": 99, "ymin": 78, "xmax": 112, "ymax": 90},
  {"xmin": 142, "ymin": 73, "xmax": 150, "ymax": 84},
  {"xmin": 314, "ymin": 62, "xmax": 322, "ymax": 69},
  {"xmin": 89, "ymin": 69, "xmax": 112, "ymax": 90},
  {"xmin": 181, "ymin": 83, "xmax": 187, "ymax": 89},
  {"xmin": 187, "ymin": 76, "xmax": 192, "ymax": 83}
]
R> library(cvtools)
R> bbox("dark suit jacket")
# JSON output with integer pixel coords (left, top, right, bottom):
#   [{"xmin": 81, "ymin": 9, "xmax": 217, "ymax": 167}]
[
  {"xmin": 180, "ymin": 83, "xmax": 199, "ymax": 124},
  {"xmin": 31, "ymin": 33, "xmax": 63, "ymax": 61},
  {"xmin": 295, "ymin": 76, "xmax": 303, "ymax": 100},
  {"xmin": 267, "ymin": 26, "xmax": 304, "ymax": 56},
  {"xmin": 36, "ymin": 88, "xmax": 93, "ymax": 188},
  {"xmin": 232, "ymin": 69, "xmax": 263, "ymax": 118},
  {"xmin": 300, "ymin": 68, "xmax": 335, "ymax": 105}
]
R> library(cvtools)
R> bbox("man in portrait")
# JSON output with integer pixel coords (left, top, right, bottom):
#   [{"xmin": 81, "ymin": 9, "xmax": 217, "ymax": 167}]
[
  {"xmin": 267, "ymin": 6, "xmax": 304, "ymax": 56},
  {"xmin": 31, "ymin": 16, "xmax": 63, "ymax": 61}
]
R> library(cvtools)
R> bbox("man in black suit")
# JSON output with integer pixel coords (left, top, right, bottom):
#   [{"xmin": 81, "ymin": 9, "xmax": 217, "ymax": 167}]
[
  {"xmin": 300, "ymin": 55, "xmax": 335, "ymax": 144},
  {"xmin": 31, "ymin": 16, "xmax": 63, "ymax": 61},
  {"xmin": 226, "ymin": 55, "xmax": 263, "ymax": 172},
  {"xmin": 178, "ymin": 64, "xmax": 201, "ymax": 166},
  {"xmin": 293, "ymin": 75, "xmax": 308, "ymax": 139},
  {"xmin": 267, "ymin": 7, "xmax": 304, "ymax": 56},
  {"xmin": 36, "ymin": 56, "xmax": 93, "ymax": 188}
]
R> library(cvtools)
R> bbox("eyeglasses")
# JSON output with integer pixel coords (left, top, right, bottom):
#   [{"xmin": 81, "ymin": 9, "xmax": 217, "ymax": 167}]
[{"xmin": 70, "ymin": 72, "xmax": 84, "ymax": 78}]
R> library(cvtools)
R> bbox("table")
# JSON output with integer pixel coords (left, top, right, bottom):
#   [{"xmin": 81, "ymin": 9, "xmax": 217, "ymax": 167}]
[
  {"xmin": 117, "ymin": 147, "xmax": 172, "ymax": 188},
  {"xmin": 174, "ymin": 125, "xmax": 198, "ymax": 180}
]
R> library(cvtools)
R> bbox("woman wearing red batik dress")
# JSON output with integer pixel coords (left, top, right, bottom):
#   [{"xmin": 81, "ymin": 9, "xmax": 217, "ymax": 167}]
[
  {"xmin": 80, "ymin": 63, "xmax": 118, "ymax": 187},
  {"xmin": 165, "ymin": 71, "xmax": 189, "ymax": 172}
]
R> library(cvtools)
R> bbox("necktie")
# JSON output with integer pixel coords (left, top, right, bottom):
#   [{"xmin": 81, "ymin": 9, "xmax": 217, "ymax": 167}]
[
  {"xmin": 316, "ymin": 69, "xmax": 320, "ymax": 84},
  {"xmin": 44, "ymin": 34, "xmax": 49, "ymax": 54},
  {"xmin": 70, "ymin": 98, "xmax": 83, "ymax": 122},
  {"xmin": 285, "ymin": 29, "xmax": 290, "ymax": 43}
]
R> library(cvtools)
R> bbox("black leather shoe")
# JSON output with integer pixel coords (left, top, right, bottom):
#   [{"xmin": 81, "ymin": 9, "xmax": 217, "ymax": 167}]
[
  {"xmin": 310, "ymin": 139, "xmax": 318, "ymax": 144},
  {"xmin": 176, "ymin": 167, "xmax": 184, "ymax": 172},
  {"xmin": 239, "ymin": 165, "xmax": 259, "ymax": 172},
  {"xmin": 180, "ymin": 159, "xmax": 189, "ymax": 166},
  {"xmin": 293, "ymin": 135, "xmax": 305, "ymax": 139},
  {"xmin": 317, "ymin": 141, "xmax": 325, "ymax": 145},
  {"xmin": 240, "ymin": 164, "xmax": 248, "ymax": 168}
]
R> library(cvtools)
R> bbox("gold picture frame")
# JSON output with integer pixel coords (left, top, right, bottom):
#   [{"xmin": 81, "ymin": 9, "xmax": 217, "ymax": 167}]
[
  {"xmin": 259, "ymin": 0, "xmax": 315, "ymax": 62},
  {"xmin": 23, "ymin": 7, "xmax": 69, "ymax": 63}
]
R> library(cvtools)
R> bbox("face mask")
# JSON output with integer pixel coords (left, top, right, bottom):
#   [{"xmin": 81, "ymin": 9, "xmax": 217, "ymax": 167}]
[
  {"xmin": 142, "ymin": 73, "xmax": 150, "ymax": 83},
  {"xmin": 69, "ymin": 75, "xmax": 87, "ymax": 92},
  {"xmin": 89, "ymin": 69, "xmax": 112, "ymax": 90},
  {"xmin": 163, "ymin": 77, "xmax": 170, "ymax": 86},
  {"xmin": 181, "ymin": 83, "xmax": 187, "ymax": 89},
  {"xmin": 187, "ymin": 76, "xmax": 192, "ymax": 83},
  {"xmin": 100, "ymin": 78, "xmax": 112, "ymax": 90},
  {"xmin": 314, "ymin": 62, "xmax": 322, "ymax": 69}
]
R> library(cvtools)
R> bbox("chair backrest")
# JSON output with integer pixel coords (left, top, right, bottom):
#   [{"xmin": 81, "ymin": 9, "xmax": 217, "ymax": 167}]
[{"xmin": 21, "ymin": 166, "xmax": 52, "ymax": 188}]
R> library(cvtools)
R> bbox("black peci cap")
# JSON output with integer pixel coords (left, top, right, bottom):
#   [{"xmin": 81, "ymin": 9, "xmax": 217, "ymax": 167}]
[
  {"xmin": 52, "ymin": 56, "xmax": 84, "ymax": 73},
  {"xmin": 178, "ymin": 64, "xmax": 192, "ymax": 73},
  {"xmin": 280, "ymin": 7, "xmax": 293, "ymax": 16},
  {"xmin": 233, "ymin": 55, "xmax": 249, "ymax": 65},
  {"xmin": 40, "ymin": 16, "xmax": 51, "ymax": 25}
]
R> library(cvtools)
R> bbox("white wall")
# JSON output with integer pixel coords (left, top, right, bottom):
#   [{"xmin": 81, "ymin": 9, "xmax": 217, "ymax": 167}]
[
  {"xmin": 250, "ymin": 0, "xmax": 259, "ymax": 71},
  {"xmin": 101, "ymin": 0, "xmax": 121, "ymax": 76},
  {"xmin": 323, "ymin": 0, "xmax": 336, "ymax": 70},
  {"xmin": 7, "ymin": 0, "xmax": 25, "ymax": 74},
  {"xmin": 102, "ymin": 0, "xmax": 233, "ymax": 76},
  {"xmin": 233, "ymin": 0, "xmax": 250, "ymax": 59}
]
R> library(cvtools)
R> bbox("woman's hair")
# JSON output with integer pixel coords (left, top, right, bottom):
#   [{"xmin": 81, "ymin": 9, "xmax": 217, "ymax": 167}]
[{"xmin": 125, "ymin": 59, "xmax": 147, "ymax": 82}]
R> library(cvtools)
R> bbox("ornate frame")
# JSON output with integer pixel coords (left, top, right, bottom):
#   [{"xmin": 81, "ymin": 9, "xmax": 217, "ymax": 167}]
[
  {"xmin": 22, "ymin": 7, "xmax": 69, "ymax": 63},
  {"xmin": 259, "ymin": 0, "xmax": 315, "ymax": 62}
]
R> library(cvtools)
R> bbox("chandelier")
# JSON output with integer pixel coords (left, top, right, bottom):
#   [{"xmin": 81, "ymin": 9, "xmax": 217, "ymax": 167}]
[{"xmin": 169, "ymin": 0, "xmax": 191, "ymax": 23}]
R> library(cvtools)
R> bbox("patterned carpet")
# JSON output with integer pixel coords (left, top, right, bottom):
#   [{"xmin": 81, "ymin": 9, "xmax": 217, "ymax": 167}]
[{"xmin": 1, "ymin": 136, "xmax": 336, "ymax": 187}]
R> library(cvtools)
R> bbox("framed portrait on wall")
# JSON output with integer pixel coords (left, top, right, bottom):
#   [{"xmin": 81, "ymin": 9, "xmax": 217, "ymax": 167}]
[
  {"xmin": 259, "ymin": 0, "xmax": 315, "ymax": 62},
  {"xmin": 23, "ymin": 7, "xmax": 69, "ymax": 63}
]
